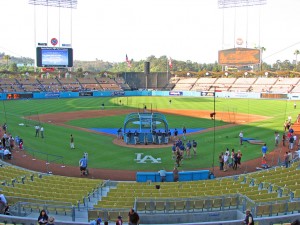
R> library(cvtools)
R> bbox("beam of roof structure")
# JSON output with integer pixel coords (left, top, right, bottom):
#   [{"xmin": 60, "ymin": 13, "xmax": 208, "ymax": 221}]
[
  {"xmin": 218, "ymin": 0, "xmax": 267, "ymax": 9},
  {"xmin": 28, "ymin": 0, "xmax": 78, "ymax": 9}
]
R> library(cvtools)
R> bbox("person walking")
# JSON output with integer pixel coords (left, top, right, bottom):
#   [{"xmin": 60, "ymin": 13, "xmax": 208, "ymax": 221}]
[
  {"xmin": 79, "ymin": 155, "xmax": 88, "ymax": 176},
  {"xmin": 128, "ymin": 208, "xmax": 139, "ymax": 225},
  {"xmin": 261, "ymin": 144, "xmax": 268, "ymax": 157},
  {"xmin": 243, "ymin": 209, "xmax": 254, "ymax": 225},
  {"xmin": 70, "ymin": 134, "xmax": 75, "ymax": 149}
]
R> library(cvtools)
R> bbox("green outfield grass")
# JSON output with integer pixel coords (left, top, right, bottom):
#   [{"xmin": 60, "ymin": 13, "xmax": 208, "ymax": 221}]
[{"xmin": 0, "ymin": 97, "xmax": 297, "ymax": 171}]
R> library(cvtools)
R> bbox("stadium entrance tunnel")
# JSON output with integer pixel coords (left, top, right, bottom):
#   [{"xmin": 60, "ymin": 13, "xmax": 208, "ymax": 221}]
[{"xmin": 123, "ymin": 112, "xmax": 169, "ymax": 145}]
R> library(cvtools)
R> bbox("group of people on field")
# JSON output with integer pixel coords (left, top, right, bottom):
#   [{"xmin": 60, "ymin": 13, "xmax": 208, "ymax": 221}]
[
  {"xmin": 219, "ymin": 148, "xmax": 242, "ymax": 171},
  {"xmin": 171, "ymin": 138, "xmax": 197, "ymax": 167}
]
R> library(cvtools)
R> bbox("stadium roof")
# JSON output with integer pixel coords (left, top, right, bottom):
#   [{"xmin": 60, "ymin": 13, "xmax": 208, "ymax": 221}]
[
  {"xmin": 218, "ymin": 0, "xmax": 267, "ymax": 8},
  {"xmin": 28, "ymin": 0, "xmax": 77, "ymax": 9}
]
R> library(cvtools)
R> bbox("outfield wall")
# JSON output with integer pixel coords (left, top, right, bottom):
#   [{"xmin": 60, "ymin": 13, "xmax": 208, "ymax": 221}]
[{"xmin": 2, "ymin": 90, "xmax": 300, "ymax": 100}]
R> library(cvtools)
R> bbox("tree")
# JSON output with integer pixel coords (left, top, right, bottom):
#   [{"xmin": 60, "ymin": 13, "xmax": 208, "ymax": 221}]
[
  {"xmin": 3, "ymin": 55, "xmax": 10, "ymax": 68},
  {"xmin": 9, "ymin": 63, "xmax": 18, "ymax": 72},
  {"xmin": 294, "ymin": 50, "xmax": 300, "ymax": 71}
]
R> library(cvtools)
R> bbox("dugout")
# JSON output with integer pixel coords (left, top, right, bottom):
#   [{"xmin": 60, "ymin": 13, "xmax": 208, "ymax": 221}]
[{"xmin": 123, "ymin": 112, "xmax": 169, "ymax": 145}]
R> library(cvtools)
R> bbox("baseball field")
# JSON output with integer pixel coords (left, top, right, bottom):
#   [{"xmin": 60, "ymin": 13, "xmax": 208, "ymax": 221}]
[{"xmin": 0, "ymin": 96, "xmax": 297, "ymax": 173}]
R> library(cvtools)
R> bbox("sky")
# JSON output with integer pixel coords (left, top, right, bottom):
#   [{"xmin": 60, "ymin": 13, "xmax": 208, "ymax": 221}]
[{"xmin": 0, "ymin": 0, "xmax": 300, "ymax": 64}]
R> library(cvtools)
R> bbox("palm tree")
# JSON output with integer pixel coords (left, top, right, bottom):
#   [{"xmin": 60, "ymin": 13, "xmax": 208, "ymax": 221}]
[
  {"xmin": 3, "ymin": 55, "xmax": 10, "ymax": 69},
  {"xmin": 294, "ymin": 50, "xmax": 300, "ymax": 71},
  {"xmin": 260, "ymin": 47, "xmax": 266, "ymax": 71}
]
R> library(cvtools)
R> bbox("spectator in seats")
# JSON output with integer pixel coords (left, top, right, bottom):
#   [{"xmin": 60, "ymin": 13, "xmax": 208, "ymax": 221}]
[
  {"xmin": 70, "ymin": 134, "xmax": 75, "ymax": 149},
  {"xmin": 40, "ymin": 126, "xmax": 44, "ymax": 139},
  {"xmin": 79, "ymin": 155, "xmax": 88, "ymax": 176},
  {"xmin": 243, "ymin": 209, "xmax": 254, "ymax": 225},
  {"xmin": 38, "ymin": 209, "xmax": 48, "ymax": 225},
  {"xmin": 3, "ymin": 148, "xmax": 11, "ymax": 160},
  {"xmin": 35, "ymin": 124, "xmax": 40, "ymax": 137},
  {"xmin": 158, "ymin": 168, "xmax": 166, "ymax": 182},
  {"xmin": 116, "ymin": 215, "xmax": 122, "ymax": 225},
  {"xmin": 128, "ymin": 208, "xmax": 139, "ymax": 225},
  {"xmin": 173, "ymin": 167, "xmax": 179, "ymax": 182},
  {"xmin": 47, "ymin": 216, "xmax": 55, "ymax": 225}
]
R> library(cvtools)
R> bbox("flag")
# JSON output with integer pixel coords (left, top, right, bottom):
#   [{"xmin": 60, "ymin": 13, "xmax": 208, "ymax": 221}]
[
  {"xmin": 126, "ymin": 54, "xmax": 131, "ymax": 68},
  {"xmin": 168, "ymin": 57, "xmax": 173, "ymax": 69}
]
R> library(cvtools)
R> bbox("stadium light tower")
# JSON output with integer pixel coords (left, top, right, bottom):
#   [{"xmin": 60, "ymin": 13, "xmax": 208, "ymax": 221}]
[{"xmin": 218, "ymin": 0, "xmax": 267, "ymax": 8}]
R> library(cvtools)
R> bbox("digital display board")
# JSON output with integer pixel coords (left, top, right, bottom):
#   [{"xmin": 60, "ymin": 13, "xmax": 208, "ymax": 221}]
[
  {"xmin": 36, "ymin": 47, "xmax": 73, "ymax": 67},
  {"xmin": 218, "ymin": 48, "xmax": 260, "ymax": 65},
  {"xmin": 6, "ymin": 93, "xmax": 33, "ymax": 99}
]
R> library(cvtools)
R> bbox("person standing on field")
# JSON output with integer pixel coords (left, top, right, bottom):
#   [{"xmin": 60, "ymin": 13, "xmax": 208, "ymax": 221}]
[
  {"xmin": 70, "ymin": 134, "xmax": 75, "ymax": 149},
  {"xmin": 239, "ymin": 131, "xmax": 243, "ymax": 145},
  {"xmin": 40, "ymin": 126, "xmax": 44, "ymax": 139},
  {"xmin": 35, "ymin": 125, "xmax": 40, "ymax": 137}
]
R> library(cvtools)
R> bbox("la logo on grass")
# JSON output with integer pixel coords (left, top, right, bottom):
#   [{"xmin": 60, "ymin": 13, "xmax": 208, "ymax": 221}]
[{"xmin": 135, "ymin": 153, "xmax": 161, "ymax": 163}]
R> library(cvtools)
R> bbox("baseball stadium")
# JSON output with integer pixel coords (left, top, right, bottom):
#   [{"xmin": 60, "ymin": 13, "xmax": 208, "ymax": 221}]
[{"xmin": 0, "ymin": 0, "xmax": 300, "ymax": 225}]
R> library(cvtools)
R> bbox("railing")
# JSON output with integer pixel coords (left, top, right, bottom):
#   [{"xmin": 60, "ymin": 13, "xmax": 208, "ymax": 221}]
[{"xmin": 23, "ymin": 147, "xmax": 65, "ymax": 173}]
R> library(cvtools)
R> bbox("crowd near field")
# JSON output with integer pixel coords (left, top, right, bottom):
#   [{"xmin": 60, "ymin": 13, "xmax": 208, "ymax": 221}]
[{"xmin": 0, "ymin": 96, "xmax": 298, "ymax": 171}]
